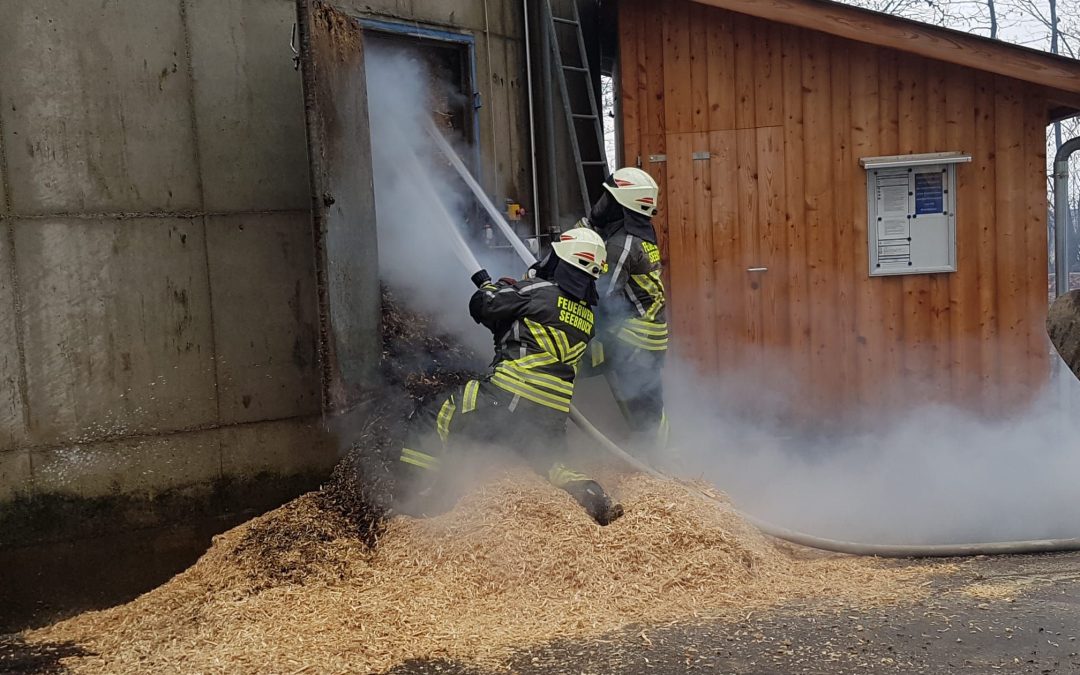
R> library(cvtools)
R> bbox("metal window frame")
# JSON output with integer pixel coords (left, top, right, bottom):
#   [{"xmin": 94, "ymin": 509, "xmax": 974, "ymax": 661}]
[
  {"xmin": 864, "ymin": 155, "xmax": 968, "ymax": 277},
  {"xmin": 358, "ymin": 17, "xmax": 483, "ymax": 178}
]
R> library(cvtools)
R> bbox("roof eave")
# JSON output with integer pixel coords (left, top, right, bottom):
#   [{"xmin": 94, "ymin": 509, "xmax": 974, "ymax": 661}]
[{"xmin": 688, "ymin": 0, "xmax": 1080, "ymax": 95}]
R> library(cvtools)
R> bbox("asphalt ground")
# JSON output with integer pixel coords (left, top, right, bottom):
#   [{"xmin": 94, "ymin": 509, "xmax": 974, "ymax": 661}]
[{"xmin": 387, "ymin": 552, "xmax": 1080, "ymax": 675}]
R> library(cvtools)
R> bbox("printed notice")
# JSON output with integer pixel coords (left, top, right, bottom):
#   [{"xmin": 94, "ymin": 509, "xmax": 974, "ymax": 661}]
[
  {"xmin": 876, "ymin": 174, "xmax": 910, "ymax": 241},
  {"xmin": 914, "ymin": 171, "xmax": 945, "ymax": 215},
  {"xmin": 878, "ymin": 242, "xmax": 911, "ymax": 267}
]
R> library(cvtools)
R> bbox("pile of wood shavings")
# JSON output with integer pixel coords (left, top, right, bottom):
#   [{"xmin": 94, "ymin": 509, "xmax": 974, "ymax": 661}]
[{"xmin": 29, "ymin": 471, "xmax": 946, "ymax": 674}]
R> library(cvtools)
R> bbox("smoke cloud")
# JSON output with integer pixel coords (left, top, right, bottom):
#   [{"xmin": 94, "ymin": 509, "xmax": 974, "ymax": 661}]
[
  {"xmin": 365, "ymin": 45, "xmax": 518, "ymax": 356},
  {"xmin": 666, "ymin": 357, "xmax": 1080, "ymax": 545}
]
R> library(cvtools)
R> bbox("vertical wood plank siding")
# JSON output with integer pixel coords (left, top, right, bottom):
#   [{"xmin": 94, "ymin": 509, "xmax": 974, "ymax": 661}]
[{"xmin": 617, "ymin": 0, "xmax": 1051, "ymax": 420}]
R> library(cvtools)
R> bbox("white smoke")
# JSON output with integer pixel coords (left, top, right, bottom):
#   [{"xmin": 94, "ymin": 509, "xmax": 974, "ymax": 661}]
[
  {"xmin": 365, "ymin": 45, "xmax": 518, "ymax": 355},
  {"xmin": 666, "ymin": 356, "xmax": 1080, "ymax": 545}
]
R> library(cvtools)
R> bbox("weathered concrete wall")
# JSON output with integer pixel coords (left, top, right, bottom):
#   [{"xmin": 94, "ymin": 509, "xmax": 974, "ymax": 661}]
[
  {"xmin": 0, "ymin": 0, "xmax": 327, "ymax": 546},
  {"xmin": 0, "ymin": 0, "xmax": 533, "ymax": 549}
]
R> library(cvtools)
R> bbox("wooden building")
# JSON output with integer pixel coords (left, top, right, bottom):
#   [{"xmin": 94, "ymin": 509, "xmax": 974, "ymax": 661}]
[{"xmin": 615, "ymin": 0, "xmax": 1080, "ymax": 421}]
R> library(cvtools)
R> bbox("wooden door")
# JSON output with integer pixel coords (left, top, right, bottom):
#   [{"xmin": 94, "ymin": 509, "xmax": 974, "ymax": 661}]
[{"xmin": 663, "ymin": 128, "xmax": 794, "ymax": 405}]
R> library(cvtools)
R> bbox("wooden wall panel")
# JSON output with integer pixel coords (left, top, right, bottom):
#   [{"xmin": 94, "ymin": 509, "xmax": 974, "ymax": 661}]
[
  {"xmin": 830, "ymin": 39, "xmax": 857, "ymax": 409},
  {"xmin": 1023, "ymin": 94, "xmax": 1050, "ymax": 393},
  {"xmin": 780, "ymin": 24, "xmax": 811, "ymax": 401},
  {"xmin": 733, "ymin": 15, "xmax": 756, "ymax": 130},
  {"xmin": 754, "ymin": 22, "xmax": 784, "ymax": 127},
  {"xmin": 757, "ymin": 125, "xmax": 789, "ymax": 383},
  {"xmin": 993, "ymin": 76, "xmax": 1027, "ymax": 409},
  {"xmin": 736, "ymin": 127, "xmax": 763, "ymax": 372},
  {"xmin": 944, "ymin": 67, "xmax": 980, "ymax": 405},
  {"xmin": 663, "ymin": 1, "xmax": 693, "ymax": 133},
  {"xmin": 849, "ymin": 42, "xmax": 881, "ymax": 412},
  {"xmin": 689, "ymin": 4, "xmax": 711, "ymax": 133},
  {"xmin": 705, "ymin": 8, "xmax": 737, "ymax": 131},
  {"xmin": 972, "ymin": 72, "xmax": 1001, "ymax": 412},
  {"xmin": 691, "ymin": 131, "xmax": 717, "ymax": 372},
  {"xmin": 709, "ymin": 130, "xmax": 742, "ymax": 371},
  {"xmin": 618, "ymin": 0, "xmax": 641, "ymax": 167},
  {"xmin": 643, "ymin": 1, "xmax": 667, "ymax": 137},
  {"xmin": 801, "ymin": 30, "xmax": 840, "ymax": 405},
  {"xmin": 618, "ymin": 0, "xmax": 1054, "ymax": 423}
]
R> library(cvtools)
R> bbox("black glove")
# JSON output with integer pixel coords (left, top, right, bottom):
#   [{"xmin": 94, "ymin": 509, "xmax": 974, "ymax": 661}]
[{"xmin": 470, "ymin": 268, "xmax": 492, "ymax": 288}]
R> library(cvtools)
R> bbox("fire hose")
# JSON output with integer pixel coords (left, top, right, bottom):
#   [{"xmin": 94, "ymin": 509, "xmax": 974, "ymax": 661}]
[{"xmin": 425, "ymin": 123, "xmax": 1080, "ymax": 558}]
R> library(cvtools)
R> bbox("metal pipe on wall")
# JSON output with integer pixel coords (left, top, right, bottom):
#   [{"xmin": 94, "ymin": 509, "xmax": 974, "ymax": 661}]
[
  {"xmin": 523, "ymin": 0, "xmax": 542, "ymax": 245},
  {"xmin": 540, "ymin": 0, "xmax": 559, "ymax": 233},
  {"xmin": 481, "ymin": 0, "xmax": 500, "ymax": 196},
  {"xmin": 1054, "ymin": 137, "xmax": 1080, "ymax": 298}
]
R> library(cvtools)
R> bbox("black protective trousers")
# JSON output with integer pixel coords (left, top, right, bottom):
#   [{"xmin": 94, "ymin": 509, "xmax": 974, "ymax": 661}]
[
  {"xmin": 603, "ymin": 338, "xmax": 669, "ymax": 449},
  {"xmin": 395, "ymin": 378, "xmax": 588, "ymax": 512}
]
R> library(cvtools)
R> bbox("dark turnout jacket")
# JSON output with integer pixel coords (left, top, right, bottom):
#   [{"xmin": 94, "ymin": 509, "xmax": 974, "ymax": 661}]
[
  {"xmin": 469, "ymin": 277, "xmax": 595, "ymax": 413},
  {"xmin": 598, "ymin": 214, "xmax": 669, "ymax": 352}
]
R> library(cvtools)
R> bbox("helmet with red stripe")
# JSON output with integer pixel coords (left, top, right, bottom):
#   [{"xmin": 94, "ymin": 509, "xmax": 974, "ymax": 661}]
[
  {"xmin": 603, "ymin": 167, "xmax": 659, "ymax": 216},
  {"xmin": 551, "ymin": 227, "xmax": 607, "ymax": 279}
]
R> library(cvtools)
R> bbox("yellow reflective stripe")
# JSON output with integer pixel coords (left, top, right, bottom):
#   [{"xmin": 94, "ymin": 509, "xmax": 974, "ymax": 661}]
[
  {"xmin": 514, "ymin": 351, "xmax": 559, "ymax": 369},
  {"xmin": 462, "ymin": 380, "xmax": 479, "ymax": 413},
  {"xmin": 591, "ymin": 340, "xmax": 605, "ymax": 367},
  {"xmin": 564, "ymin": 342, "xmax": 588, "ymax": 362},
  {"xmin": 524, "ymin": 318, "xmax": 557, "ymax": 357},
  {"xmin": 548, "ymin": 463, "xmax": 589, "ymax": 487},
  {"xmin": 626, "ymin": 317, "xmax": 667, "ymax": 329},
  {"xmin": 618, "ymin": 327, "xmax": 669, "ymax": 351},
  {"xmin": 631, "ymin": 272, "xmax": 666, "ymax": 321},
  {"xmin": 400, "ymin": 447, "xmax": 440, "ymax": 470},
  {"xmin": 658, "ymin": 409, "xmax": 670, "ymax": 447},
  {"xmin": 436, "ymin": 397, "xmax": 456, "ymax": 442},
  {"xmin": 551, "ymin": 328, "xmax": 572, "ymax": 360},
  {"xmin": 645, "ymin": 297, "xmax": 665, "ymax": 321},
  {"xmin": 499, "ymin": 362, "xmax": 573, "ymax": 395},
  {"xmin": 620, "ymin": 325, "xmax": 669, "ymax": 342},
  {"xmin": 625, "ymin": 318, "xmax": 669, "ymax": 335},
  {"xmin": 490, "ymin": 373, "xmax": 571, "ymax": 412}
]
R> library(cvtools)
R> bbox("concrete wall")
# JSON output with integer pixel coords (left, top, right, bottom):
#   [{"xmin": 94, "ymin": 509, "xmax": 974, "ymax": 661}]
[{"xmin": 0, "ymin": 0, "xmax": 533, "ymax": 546}]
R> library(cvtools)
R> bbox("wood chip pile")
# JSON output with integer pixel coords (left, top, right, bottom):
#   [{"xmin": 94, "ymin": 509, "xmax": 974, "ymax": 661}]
[
  {"xmin": 25, "ymin": 291, "xmax": 946, "ymax": 672},
  {"xmin": 29, "ymin": 468, "xmax": 944, "ymax": 673}
]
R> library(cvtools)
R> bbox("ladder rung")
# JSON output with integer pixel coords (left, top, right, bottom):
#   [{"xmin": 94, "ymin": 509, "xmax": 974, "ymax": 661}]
[
  {"xmin": 561, "ymin": 64, "xmax": 588, "ymax": 73},
  {"xmin": 552, "ymin": 16, "xmax": 579, "ymax": 25},
  {"xmin": 571, "ymin": 113, "xmax": 597, "ymax": 120}
]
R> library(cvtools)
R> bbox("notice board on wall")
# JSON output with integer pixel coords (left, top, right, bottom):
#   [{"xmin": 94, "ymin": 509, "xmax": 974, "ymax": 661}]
[{"xmin": 861, "ymin": 152, "xmax": 970, "ymax": 277}]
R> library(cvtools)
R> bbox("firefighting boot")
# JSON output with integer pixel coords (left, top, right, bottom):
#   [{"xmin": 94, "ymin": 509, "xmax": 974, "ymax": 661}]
[{"xmin": 563, "ymin": 479, "xmax": 625, "ymax": 526}]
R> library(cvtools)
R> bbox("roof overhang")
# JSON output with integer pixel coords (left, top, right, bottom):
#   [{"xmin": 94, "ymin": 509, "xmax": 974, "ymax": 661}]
[
  {"xmin": 860, "ymin": 152, "xmax": 972, "ymax": 169},
  {"xmin": 689, "ymin": 0, "xmax": 1080, "ymax": 98}
]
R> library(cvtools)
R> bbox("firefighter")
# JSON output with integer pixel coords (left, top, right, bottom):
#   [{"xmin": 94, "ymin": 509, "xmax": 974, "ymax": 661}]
[
  {"xmin": 581, "ymin": 167, "xmax": 671, "ymax": 457},
  {"xmin": 394, "ymin": 228, "xmax": 624, "ymax": 526}
]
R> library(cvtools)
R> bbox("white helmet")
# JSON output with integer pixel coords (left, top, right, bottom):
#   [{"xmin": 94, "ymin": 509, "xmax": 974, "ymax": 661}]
[
  {"xmin": 603, "ymin": 167, "xmax": 659, "ymax": 216},
  {"xmin": 552, "ymin": 228, "xmax": 608, "ymax": 279}
]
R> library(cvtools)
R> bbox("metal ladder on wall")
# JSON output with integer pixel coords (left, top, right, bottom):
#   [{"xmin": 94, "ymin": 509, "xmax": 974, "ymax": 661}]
[{"xmin": 543, "ymin": 0, "xmax": 608, "ymax": 216}]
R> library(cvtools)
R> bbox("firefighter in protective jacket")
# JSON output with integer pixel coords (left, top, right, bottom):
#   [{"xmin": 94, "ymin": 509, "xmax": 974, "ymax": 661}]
[
  {"xmin": 582, "ymin": 167, "xmax": 670, "ymax": 455},
  {"xmin": 394, "ymin": 228, "xmax": 624, "ymax": 525}
]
